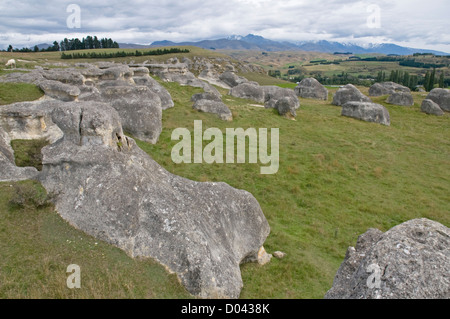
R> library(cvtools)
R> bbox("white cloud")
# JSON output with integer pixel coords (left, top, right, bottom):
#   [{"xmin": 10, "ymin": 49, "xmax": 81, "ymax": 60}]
[{"xmin": 0, "ymin": 0, "xmax": 448, "ymax": 52}]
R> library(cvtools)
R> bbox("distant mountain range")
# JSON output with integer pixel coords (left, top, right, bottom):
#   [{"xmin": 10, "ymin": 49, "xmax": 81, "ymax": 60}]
[{"xmin": 148, "ymin": 34, "xmax": 449, "ymax": 56}]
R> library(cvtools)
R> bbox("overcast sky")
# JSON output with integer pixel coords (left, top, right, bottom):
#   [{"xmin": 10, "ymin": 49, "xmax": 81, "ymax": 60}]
[{"xmin": 0, "ymin": 0, "xmax": 449, "ymax": 52}]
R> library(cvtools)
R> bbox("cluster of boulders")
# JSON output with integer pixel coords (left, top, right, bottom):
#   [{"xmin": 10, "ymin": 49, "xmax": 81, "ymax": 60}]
[
  {"xmin": 0, "ymin": 64, "xmax": 272, "ymax": 299},
  {"xmin": 0, "ymin": 63, "xmax": 177, "ymax": 144},
  {"xmin": 331, "ymin": 84, "xmax": 390, "ymax": 126},
  {"xmin": 369, "ymin": 82, "xmax": 414, "ymax": 107},
  {"xmin": 223, "ymin": 72, "xmax": 300, "ymax": 119},
  {"xmin": 325, "ymin": 218, "xmax": 449, "ymax": 299}
]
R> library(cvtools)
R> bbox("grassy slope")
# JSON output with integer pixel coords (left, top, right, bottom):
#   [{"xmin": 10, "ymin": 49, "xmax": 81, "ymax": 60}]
[
  {"xmin": 0, "ymin": 50, "xmax": 449, "ymax": 299},
  {"xmin": 136, "ymin": 81, "xmax": 449, "ymax": 299}
]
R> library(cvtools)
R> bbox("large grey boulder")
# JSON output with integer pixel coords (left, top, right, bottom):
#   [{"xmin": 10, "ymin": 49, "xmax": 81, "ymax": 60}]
[
  {"xmin": 132, "ymin": 74, "xmax": 174, "ymax": 110},
  {"xmin": 229, "ymin": 83, "xmax": 265, "ymax": 104},
  {"xmin": 275, "ymin": 97, "xmax": 297, "ymax": 120},
  {"xmin": 369, "ymin": 82, "xmax": 411, "ymax": 97},
  {"xmin": 100, "ymin": 86, "xmax": 162, "ymax": 144},
  {"xmin": 37, "ymin": 80, "xmax": 81, "ymax": 102},
  {"xmin": 295, "ymin": 78, "xmax": 328, "ymax": 100},
  {"xmin": 421, "ymin": 99, "xmax": 445, "ymax": 116},
  {"xmin": 263, "ymin": 86, "xmax": 300, "ymax": 110},
  {"xmin": 219, "ymin": 71, "xmax": 249, "ymax": 88},
  {"xmin": 325, "ymin": 218, "xmax": 450, "ymax": 299},
  {"xmin": 426, "ymin": 88, "xmax": 450, "ymax": 112},
  {"xmin": 193, "ymin": 99, "xmax": 233, "ymax": 121},
  {"xmin": 33, "ymin": 100, "xmax": 269, "ymax": 299},
  {"xmin": 341, "ymin": 102, "xmax": 390, "ymax": 126},
  {"xmin": 191, "ymin": 92, "xmax": 222, "ymax": 103},
  {"xmin": 386, "ymin": 92, "xmax": 414, "ymax": 106},
  {"xmin": 332, "ymin": 84, "xmax": 372, "ymax": 106}
]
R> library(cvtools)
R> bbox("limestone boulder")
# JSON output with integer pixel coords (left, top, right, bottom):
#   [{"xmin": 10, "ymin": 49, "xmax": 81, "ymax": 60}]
[
  {"xmin": 332, "ymin": 84, "xmax": 372, "ymax": 106},
  {"xmin": 295, "ymin": 78, "xmax": 328, "ymax": 100},
  {"xmin": 33, "ymin": 100, "xmax": 269, "ymax": 299},
  {"xmin": 386, "ymin": 92, "xmax": 414, "ymax": 106},
  {"xmin": 421, "ymin": 99, "xmax": 445, "ymax": 116},
  {"xmin": 193, "ymin": 100, "xmax": 232, "ymax": 121},
  {"xmin": 37, "ymin": 80, "xmax": 81, "ymax": 102},
  {"xmin": 426, "ymin": 88, "xmax": 450, "ymax": 112},
  {"xmin": 100, "ymin": 86, "xmax": 162, "ymax": 144},
  {"xmin": 132, "ymin": 74, "xmax": 174, "ymax": 110},
  {"xmin": 325, "ymin": 219, "xmax": 450, "ymax": 299},
  {"xmin": 219, "ymin": 71, "xmax": 249, "ymax": 88},
  {"xmin": 229, "ymin": 83, "xmax": 265, "ymax": 104},
  {"xmin": 263, "ymin": 86, "xmax": 300, "ymax": 110},
  {"xmin": 369, "ymin": 82, "xmax": 411, "ymax": 97},
  {"xmin": 341, "ymin": 102, "xmax": 390, "ymax": 126},
  {"xmin": 275, "ymin": 97, "xmax": 297, "ymax": 119},
  {"xmin": 42, "ymin": 68, "xmax": 86, "ymax": 86}
]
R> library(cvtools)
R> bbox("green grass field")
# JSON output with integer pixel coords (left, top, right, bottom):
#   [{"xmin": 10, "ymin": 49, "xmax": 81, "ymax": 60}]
[{"xmin": 0, "ymin": 50, "xmax": 449, "ymax": 299}]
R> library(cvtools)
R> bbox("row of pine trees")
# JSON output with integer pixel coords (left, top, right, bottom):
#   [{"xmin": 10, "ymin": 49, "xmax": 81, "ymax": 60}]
[
  {"xmin": 3, "ymin": 36, "xmax": 119, "ymax": 53},
  {"xmin": 376, "ymin": 69, "xmax": 446, "ymax": 91}
]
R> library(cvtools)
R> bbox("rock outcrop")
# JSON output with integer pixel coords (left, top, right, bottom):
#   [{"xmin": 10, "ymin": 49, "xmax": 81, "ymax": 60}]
[
  {"xmin": 386, "ymin": 92, "xmax": 414, "ymax": 106},
  {"xmin": 425, "ymin": 88, "xmax": 450, "ymax": 112},
  {"xmin": 263, "ymin": 86, "xmax": 300, "ymax": 110},
  {"xmin": 369, "ymin": 82, "xmax": 411, "ymax": 97},
  {"xmin": 37, "ymin": 80, "xmax": 81, "ymax": 102},
  {"xmin": 219, "ymin": 71, "xmax": 249, "ymax": 88},
  {"xmin": 294, "ymin": 78, "xmax": 328, "ymax": 100},
  {"xmin": 325, "ymin": 218, "xmax": 450, "ymax": 299},
  {"xmin": 229, "ymin": 83, "xmax": 266, "ymax": 104},
  {"xmin": 341, "ymin": 101, "xmax": 390, "ymax": 126},
  {"xmin": 100, "ymin": 86, "xmax": 162, "ymax": 144},
  {"xmin": 0, "ymin": 63, "xmax": 173, "ymax": 144},
  {"xmin": 193, "ymin": 99, "xmax": 233, "ymax": 121},
  {"xmin": 421, "ymin": 99, "xmax": 445, "ymax": 116},
  {"xmin": 332, "ymin": 84, "xmax": 372, "ymax": 106},
  {"xmin": 0, "ymin": 98, "xmax": 271, "ymax": 299}
]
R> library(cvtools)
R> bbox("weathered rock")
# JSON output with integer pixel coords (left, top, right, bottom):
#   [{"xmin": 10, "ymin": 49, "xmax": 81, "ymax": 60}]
[
  {"xmin": 0, "ymin": 69, "xmax": 45, "ymax": 84},
  {"xmin": 341, "ymin": 102, "xmax": 390, "ymax": 126},
  {"xmin": 275, "ymin": 97, "xmax": 297, "ymax": 119},
  {"xmin": 263, "ymin": 86, "xmax": 300, "ymax": 110},
  {"xmin": 193, "ymin": 99, "xmax": 233, "ymax": 121},
  {"xmin": 37, "ymin": 80, "xmax": 81, "ymax": 102},
  {"xmin": 325, "ymin": 219, "xmax": 450, "ymax": 299},
  {"xmin": 191, "ymin": 92, "xmax": 222, "ymax": 103},
  {"xmin": 42, "ymin": 68, "xmax": 86, "ymax": 86},
  {"xmin": 426, "ymin": 88, "xmax": 450, "ymax": 112},
  {"xmin": 0, "ymin": 101, "xmax": 63, "ymax": 143},
  {"xmin": 295, "ymin": 78, "xmax": 328, "ymax": 100},
  {"xmin": 332, "ymin": 84, "xmax": 372, "ymax": 106},
  {"xmin": 421, "ymin": 99, "xmax": 445, "ymax": 116},
  {"xmin": 132, "ymin": 74, "xmax": 174, "ymax": 110},
  {"xmin": 273, "ymin": 251, "xmax": 287, "ymax": 259},
  {"xmin": 386, "ymin": 92, "xmax": 414, "ymax": 106},
  {"xmin": 229, "ymin": 83, "xmax": 265, "ymax": 104},
  {"xmin": 369, "ymin": 82, "xmax": 411, "ymax": 97},
  {"xmin": 100, "ymin": 86, "xmax": 162, "ymax": 144},
  {"xmin": 0, "ymin": 101, "xmax": 63, "ymax": 182},
  {"xmin": 219, "ymin": 71, "xmax": 248, "ymax": 88},
  {"xmin": 33, "ymin": 100, "xmax": 270, "ymax": 299}
]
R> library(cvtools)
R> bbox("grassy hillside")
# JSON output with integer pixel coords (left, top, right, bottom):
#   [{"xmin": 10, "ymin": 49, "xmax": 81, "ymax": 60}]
[
  {"xmin": 134, "ymin": 81, "xmax": 450, "ymax": 298},
  {"xmin": 0, "ymin": 52, "xmax": 449, "ymax": 299}
]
